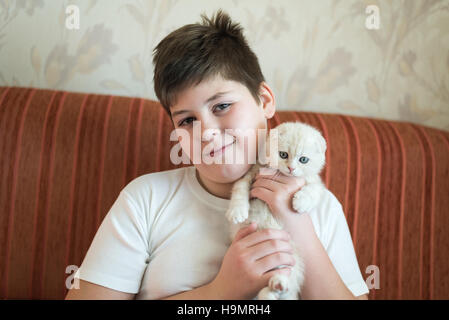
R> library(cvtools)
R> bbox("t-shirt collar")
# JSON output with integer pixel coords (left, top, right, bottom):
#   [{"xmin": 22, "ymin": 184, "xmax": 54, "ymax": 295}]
[{"xmin": 185, "ymin": 166, "xmax": 230, "ymax": 211}]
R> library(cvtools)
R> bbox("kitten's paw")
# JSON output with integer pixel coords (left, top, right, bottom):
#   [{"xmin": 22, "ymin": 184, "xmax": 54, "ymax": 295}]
[
  {"xmin": 225, "ymin": 201, "xmax": 249, "ymax": 224},
  {"xmin": 257, "ymin": 287, "xmax": 279, "ymax": 300},
  {"xmin": 268, "ymin": 274, "xmax": 289, "ymax": 293},
  {"xmin": 292, "ymin": 190, "xmax": 315, "ymax": 214}
]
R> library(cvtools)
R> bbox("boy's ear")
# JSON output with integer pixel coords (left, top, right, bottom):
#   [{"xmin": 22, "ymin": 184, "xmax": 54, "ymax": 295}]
[{"xmin": 259, "ymin": 82, "xmax": 276, "ymax": 119}]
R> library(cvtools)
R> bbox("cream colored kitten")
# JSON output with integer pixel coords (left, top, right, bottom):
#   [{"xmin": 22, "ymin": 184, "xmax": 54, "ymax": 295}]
[{"xmin": 225, "ymin": 121, "xmax": 327, "ymax": 300}]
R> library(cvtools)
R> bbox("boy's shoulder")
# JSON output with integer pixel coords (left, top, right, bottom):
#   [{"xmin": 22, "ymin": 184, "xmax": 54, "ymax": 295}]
[
  {"xmin": 311, "ymin": 187, "xmax": 345, "ymax": 227},
  {"xmin": 309, "ymin": 187, "xmax": 348, "ymax": 250},
  {"xmin": 121, "ymin": 166, "xmax": 192, "ymax": 198},
  {"xmin": 313, "ymin": 187, "xmax": 343, "ymax": 212}
]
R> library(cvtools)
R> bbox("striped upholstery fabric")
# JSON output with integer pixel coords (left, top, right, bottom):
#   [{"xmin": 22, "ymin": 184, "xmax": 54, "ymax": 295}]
[{"xmin": 0, "ymin": 86, "xmax": 448, "ymax": 300}]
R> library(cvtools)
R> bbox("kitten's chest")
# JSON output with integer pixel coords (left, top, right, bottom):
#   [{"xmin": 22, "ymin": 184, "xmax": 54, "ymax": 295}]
[{"xmin": 248, "ymin": 199, "xmax": 284, "ymax": 230}]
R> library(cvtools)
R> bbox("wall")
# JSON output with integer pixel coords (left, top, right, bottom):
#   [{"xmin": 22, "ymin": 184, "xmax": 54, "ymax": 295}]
[{"xmin": 1, "ymin": 0, "xmax": 448, "ymax": 131}]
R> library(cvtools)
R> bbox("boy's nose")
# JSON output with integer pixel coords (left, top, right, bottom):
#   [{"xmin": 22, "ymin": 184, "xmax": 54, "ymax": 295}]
[{"xmin": 201, "ymin": 128, "xmax": 220, "ymax": 142}]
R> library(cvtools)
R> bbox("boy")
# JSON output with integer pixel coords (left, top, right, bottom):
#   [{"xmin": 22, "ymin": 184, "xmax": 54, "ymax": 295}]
[{"xmin": 66, "ymin": 9, "xmax": 369, "ymax": 300}]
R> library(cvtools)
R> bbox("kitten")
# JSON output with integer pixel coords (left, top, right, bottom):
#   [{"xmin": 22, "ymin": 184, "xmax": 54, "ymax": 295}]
[{"xmin": 225, "ymin": 121, "xmax": 327, "ymax": 300}]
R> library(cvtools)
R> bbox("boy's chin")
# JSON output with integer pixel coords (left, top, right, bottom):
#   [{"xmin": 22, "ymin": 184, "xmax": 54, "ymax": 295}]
[{"xmin": 197, "ymin": 162, "xmax": 253, "ymax": 183}]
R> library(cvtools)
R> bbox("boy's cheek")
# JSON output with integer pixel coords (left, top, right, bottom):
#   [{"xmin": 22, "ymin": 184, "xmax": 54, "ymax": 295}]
[{"xmin": 178, "ymin": 139, "xmax": 196, "ymax": 161}]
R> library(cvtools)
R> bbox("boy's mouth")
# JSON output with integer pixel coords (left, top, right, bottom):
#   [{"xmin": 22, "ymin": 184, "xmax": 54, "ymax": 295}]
[{"xmin": 210, "ymin": 140, "xmax": 236, "ymax": 157}]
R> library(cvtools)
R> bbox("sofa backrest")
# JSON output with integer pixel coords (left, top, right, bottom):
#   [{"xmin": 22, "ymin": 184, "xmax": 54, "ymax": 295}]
[{"xmin": 0, "ymin": 86, "xmax": 448, "ymax": 299}]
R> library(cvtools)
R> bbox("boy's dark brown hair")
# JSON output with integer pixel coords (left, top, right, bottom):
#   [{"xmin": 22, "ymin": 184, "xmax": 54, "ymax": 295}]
[{"xmin": 152, "ymin": 9, "xmax": 266, "ymax": 118}]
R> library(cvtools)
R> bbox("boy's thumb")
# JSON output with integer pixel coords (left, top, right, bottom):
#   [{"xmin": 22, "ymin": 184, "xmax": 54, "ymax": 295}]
[{"xmin": 233, "ymin": 222, "xmax": 257, "ymax": 242}]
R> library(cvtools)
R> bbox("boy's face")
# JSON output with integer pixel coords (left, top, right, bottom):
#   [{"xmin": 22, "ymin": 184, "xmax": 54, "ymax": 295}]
[{"xmin": 170, "ymin": 75, "xmax": 276, "ymax": 185}]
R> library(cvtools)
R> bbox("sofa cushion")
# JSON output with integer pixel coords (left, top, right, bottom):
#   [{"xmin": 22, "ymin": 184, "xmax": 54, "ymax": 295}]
[{"xmin": 0, "ymin": 86, "xmax": 448, "ymax": 299}]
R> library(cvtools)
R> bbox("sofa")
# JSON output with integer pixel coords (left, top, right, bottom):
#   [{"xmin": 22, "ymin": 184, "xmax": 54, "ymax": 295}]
[{"xmin": 0, "ymin": 86, "xmax": 448, "ymax": 299}]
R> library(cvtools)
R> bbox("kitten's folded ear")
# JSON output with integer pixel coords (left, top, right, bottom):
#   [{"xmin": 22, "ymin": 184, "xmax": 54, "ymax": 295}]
[{"xmin": 315, "ymin": 134, "xmax": 327, "ymax": 154}]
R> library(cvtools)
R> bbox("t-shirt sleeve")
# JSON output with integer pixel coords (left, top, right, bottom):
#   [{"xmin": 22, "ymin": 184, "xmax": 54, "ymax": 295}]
[
  {"xmin": 74, "ymin": 190, "xmax": 150, "ymax": 294},
  {"xmin": 323, "ymin": 195, "xmax": 369, "ymax": 297}
]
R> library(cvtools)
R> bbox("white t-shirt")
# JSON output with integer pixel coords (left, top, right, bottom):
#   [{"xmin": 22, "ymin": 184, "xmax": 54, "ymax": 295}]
[{"xmin": 75, "ymin": 166, "xmax": 369, "ymax": 299}]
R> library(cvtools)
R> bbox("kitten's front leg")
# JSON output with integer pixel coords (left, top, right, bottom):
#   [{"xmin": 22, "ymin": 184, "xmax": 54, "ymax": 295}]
[
  {"xmin": 292, "ymin": 183, "xmax": 323, "ymax": 214},
  {"xmin": 226, "ymin": 164, "xmax": 260, "ymax": 224}
]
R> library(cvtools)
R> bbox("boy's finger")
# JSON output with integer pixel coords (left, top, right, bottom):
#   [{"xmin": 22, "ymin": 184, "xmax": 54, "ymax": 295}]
[
  {"xmin": 255, "ymin": 170, "xmax": 280, "ymax": 181},
  {"xmin": 242, "ymin": 228, "xmax": 290, "ymax": 248},
  {"xmin": 258, "ymin": 167, "xmax": 277, "ymax": 176},
  {"xmin": 233, "ymin": 222, "xmax": 257, "ymax": 242},
  {"xmin": 255, "ymin": 171, "xmax": 300, "ymax": 186},
  {"xmin": 263, "ymin": 267, "xmax": 292, "ymax": 282},
  {"xmin": 251, "ymin": 177, "xmax": 279, "ymax": 191},
  {"xmin": 250, "ymin": 186, "xmax": 272, "ymax": 204}
]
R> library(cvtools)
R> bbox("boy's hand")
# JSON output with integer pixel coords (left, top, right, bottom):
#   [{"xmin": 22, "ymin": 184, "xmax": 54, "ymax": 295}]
[
  {"xmin": 249, "ymin": 167, "xmax": 306, "ymax": 231},
  {"xmin": 209, "ymin": 222, "xmax": 295, "ymax": 299}
]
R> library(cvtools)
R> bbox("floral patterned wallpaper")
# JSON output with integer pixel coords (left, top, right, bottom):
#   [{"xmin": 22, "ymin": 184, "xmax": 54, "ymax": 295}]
[{"xmin": 1, "ymin": 0, "xmax": 448, "ymax": 131}]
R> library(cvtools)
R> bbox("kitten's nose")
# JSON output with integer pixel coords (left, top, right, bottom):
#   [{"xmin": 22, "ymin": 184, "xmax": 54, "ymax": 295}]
[{"xmin": 288, "ymin": 166, "xmax": 294, "ymax": 172}]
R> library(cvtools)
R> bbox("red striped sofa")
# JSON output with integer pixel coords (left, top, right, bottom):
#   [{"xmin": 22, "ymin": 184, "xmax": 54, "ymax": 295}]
[{"xmin": 1, "ymin": 86, "xmax": 448, "ymax": 299}]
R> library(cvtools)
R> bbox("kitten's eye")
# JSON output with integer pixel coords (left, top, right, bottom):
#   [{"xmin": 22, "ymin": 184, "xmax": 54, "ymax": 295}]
[
  {"xmin": 299, "ymin": 156, "xmax": 309, "ymax": 164},
  {"xmin": 279, "ymin": 151, "xmax": 288, "ymax": 159}
]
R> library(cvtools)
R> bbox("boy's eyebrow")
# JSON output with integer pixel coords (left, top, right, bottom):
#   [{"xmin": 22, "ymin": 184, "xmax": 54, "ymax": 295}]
[{"xmin": 171, "ymin": 90, "xmax": 232, "ymax": 117}]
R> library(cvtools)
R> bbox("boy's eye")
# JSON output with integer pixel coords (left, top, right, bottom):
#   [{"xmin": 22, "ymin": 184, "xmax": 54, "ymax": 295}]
[
  {"xmin": 279, "ymin": 151, "xmax": 288, "ymax": 159},
  {"xmin": 177, "ymin": 103, "xmax": 231, "ymax": 126},
  {"xmin": 299, "ymin": 156, "xmax": 309, "ymax": 164},
  {"xmin": 178, "ymin": 117, "xmax": 195, "ymax": 126},
  {"xmin": 214, "ymin": 103, "xmax": 231, "ymax": 111}
]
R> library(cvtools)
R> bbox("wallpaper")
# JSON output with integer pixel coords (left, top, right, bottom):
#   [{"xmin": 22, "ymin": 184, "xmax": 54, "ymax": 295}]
[{"xmin": 0, "ymin": 0, "xmax": 448, "ymax": 131}]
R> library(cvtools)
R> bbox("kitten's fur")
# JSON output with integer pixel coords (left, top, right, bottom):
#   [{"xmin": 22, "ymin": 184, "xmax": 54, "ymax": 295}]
[{"xmin": 225, "ymin": 122, "xmax": 327, "ymax": 300}]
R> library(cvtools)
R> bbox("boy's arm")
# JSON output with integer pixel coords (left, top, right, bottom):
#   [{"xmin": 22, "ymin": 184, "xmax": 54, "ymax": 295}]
[
  {"xmin": 160, "ymin": 283, "xmax": 217, "ymax": 300},
  {"xmin": 249, "ymin": 171, "xmax": 368, "ymax": 299},
  {"xmin": 65, "ymin": 279, "xmax": 135, "ymax": 300},
  {"xmin": 287, "ymin": 213, "xmax": 356, "ymax": 300},
  {"xmin": 161, "ymin": 213, "xmax": 363, "ymax": 301}
]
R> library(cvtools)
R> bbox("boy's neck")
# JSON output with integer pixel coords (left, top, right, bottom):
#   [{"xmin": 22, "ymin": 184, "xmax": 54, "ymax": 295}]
[{"xmin": 195, "ymin": 169, "xmax": 233, "ymax": 200}]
